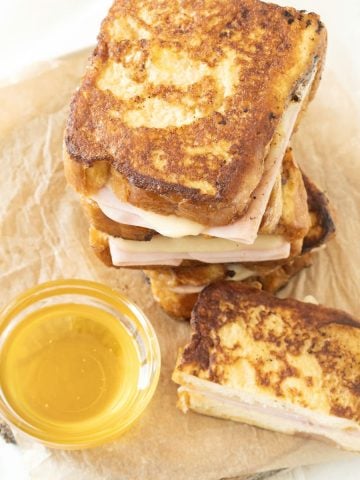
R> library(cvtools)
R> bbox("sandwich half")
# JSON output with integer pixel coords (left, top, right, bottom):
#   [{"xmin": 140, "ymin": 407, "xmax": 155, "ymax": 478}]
[
  {"xmin": 173, "ymin": 283, "xmax": 360, "ymax": 452},
  {"xmin": 64, "ymin": 0, "xmax": 327, "ymax": 271}
]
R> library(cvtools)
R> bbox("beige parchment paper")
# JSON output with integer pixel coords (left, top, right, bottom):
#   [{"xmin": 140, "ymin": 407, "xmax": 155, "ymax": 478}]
[{"xmin": 1, "ymin": 6, "xmax": 360, "ymax": 479}]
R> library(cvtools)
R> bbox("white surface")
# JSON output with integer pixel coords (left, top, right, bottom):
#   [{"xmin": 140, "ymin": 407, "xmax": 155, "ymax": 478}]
[
  {"xmin": 0, "ymin": 0, "xmax": 112, "ymax": 82},
  {"xmin": 0, "ymin": 1, "xmax": 359, "ymax": 479},
  {"xmin": 0, "ymin": 437, "xmax": 28, "ymax": 480}
]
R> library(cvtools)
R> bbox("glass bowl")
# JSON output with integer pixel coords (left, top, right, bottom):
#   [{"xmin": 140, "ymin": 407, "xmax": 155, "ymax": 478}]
[{"xmin": 0, "ymin": 279, "xmax": 161, "ymax": 449}]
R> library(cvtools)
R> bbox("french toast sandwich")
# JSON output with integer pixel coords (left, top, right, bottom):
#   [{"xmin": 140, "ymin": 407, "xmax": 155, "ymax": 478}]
[
  {"xmin": 173, "ymin": 282, "xmax": 360, "ymax": 451},
  {"xmin": 64, "ymin": 0, "xmax": 331, "ymax": 311}
]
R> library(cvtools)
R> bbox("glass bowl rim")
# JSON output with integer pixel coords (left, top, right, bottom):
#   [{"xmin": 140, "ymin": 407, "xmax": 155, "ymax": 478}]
[{"xmin": 0, "ymin": 278, "xmax": 161, "ymax": 449}]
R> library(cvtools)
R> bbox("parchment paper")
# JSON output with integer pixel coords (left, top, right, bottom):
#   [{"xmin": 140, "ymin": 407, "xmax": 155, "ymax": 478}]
[{"xmin": 1, "ymin": 6, "xmax": 360, "ymax": 479}]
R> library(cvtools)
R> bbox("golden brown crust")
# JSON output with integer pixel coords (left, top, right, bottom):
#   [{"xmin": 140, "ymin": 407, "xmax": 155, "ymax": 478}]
[
  {"xmin": 177, "ymin": 282, "xmax": 360, "ymax": 423},
  {"xmin": 145, "ymin": 253, "xmax": 312, "ymax": 319},
  {"xmin": 144, "ymin": 264, "xmax": 227, "ymax": 319},
  {"xmin": 146, "ymin": 287, "xmax": 198, "ymax": 322},
  {"xmin": 302, "ymin": 173, "xmax": 336, "ymax": 252},
  {"xmin": 88, "ymin": 227, "xmax": 114, "ymax": 266},
  {"xmin": 276, "ymin": 148, "xmax": 310, "ymax": 241},
  {"xmin": 65, "ymin": 0, "xmax": 326, "ymax": 226},
  {"xmin": 64, "ymin": 150, "xmax": 110, "ymax": 196},
  {"xmin": 82, "ymin": 197, "xmax": 155, "ymax": 240},
  {"xmin": 146, "ymin": 264, "xmax": 227, "ymax": 288},
  {"xmin": 255, "ymin": 252, "xmax": 312, "ymax": 292}
]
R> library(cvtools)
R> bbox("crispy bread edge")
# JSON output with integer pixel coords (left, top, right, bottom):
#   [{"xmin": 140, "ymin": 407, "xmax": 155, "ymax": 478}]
[
  {"xmin": 191, "ymin": 282, "xmax": 360, "ymax": 332},
  {"xmin": 145, "ymin": 253, "xmax": 312, "ymax": 319},
  {"xmin": 302, "ymin": 173, "xmax": 336, "ymax": 252}
]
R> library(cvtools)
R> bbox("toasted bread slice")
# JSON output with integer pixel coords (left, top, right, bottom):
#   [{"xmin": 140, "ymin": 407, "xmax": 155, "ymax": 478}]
[
  {"xmin": 302, "ymin": 173, "xmax": 336, "ymax": 252},
  {"xmin": 81, "ymin": 197, "xmax": 154, "ymax": 240},
  {"xmin": 65, "ymin": 0, "xmax": 326, "ymax": 226},
  {"xmin": 173, "ymin": 283, "xmax": 360, "ymax": 451}
]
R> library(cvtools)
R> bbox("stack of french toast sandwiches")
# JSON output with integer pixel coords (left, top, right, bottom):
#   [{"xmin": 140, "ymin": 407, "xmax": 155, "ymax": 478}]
[{"xmin": 64, "ymin": 0, "xmax": 359, "ymax": 451}]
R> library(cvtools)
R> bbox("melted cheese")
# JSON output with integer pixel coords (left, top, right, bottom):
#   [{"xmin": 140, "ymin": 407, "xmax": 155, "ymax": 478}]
[{"xmin": 225, "ymin": 264, "xmax": 255, "ymax": 281}]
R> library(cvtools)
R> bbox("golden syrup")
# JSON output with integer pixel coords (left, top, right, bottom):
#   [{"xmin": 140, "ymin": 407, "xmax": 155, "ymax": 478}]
[{"xmin": 0, "ymin": 302, "xmax": 141, "ymax": 440}]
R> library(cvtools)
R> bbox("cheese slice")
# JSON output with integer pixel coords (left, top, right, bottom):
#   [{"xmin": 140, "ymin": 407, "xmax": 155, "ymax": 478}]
[
  {"xmin": 108, "ymin": 234, "xmax": 290, "ymax": 266},
  {"xmin": 92, "ymin": 65, "xmax": 316, "ymax": 245},
  {"xmin": 225, "ymin": 264, "xmax": 255, "ymax": 281},
  {"xmin": 170, "ymin": 284, "xmax": 207, "ymax": 294}
]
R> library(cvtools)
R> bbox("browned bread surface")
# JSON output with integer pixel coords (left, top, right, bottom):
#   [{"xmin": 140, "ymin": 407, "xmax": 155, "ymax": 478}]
[
  {"xmin": 82, "ymin": 197, "xmax": 154, "ymax": 240},
  {"xmin": 145, "ymin": 253, "xmax": 312, "ymax": 319},
  {"xmin": 144, "ymin": 264, "xmax": 227, "ymax": 319},
  {"xmin": 175, "ymin": 282, "xmax": 360, "ymax": 424},
  {"xmin": 276, "ymin": 148, "xmax": 310, "ymax": 241},
  {"xmin": 89, "ymin": 227, "xmax": 113, "ymax": 266},
  {"xmin": 302, "ymin": 173, "xmax": 336, "ymax": 252},
  {"xmin": 65, "ymin": 0, "xmax": 326, "ymax": 226}
]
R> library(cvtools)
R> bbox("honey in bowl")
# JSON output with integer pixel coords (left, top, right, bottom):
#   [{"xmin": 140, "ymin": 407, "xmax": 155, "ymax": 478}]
[
  {"xmin": 0, "ymin": 280, "xmax": 161, "ymax": 448},
  {"xmin": 1, "ymin": 304, "xmax": 140, "ymax": 426}
]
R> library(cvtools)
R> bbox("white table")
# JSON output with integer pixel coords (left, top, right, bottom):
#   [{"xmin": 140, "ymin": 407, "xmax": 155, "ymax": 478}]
[{"xmin": 0, "ymin": 1, "xmax": 359, "ymax": 479}]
